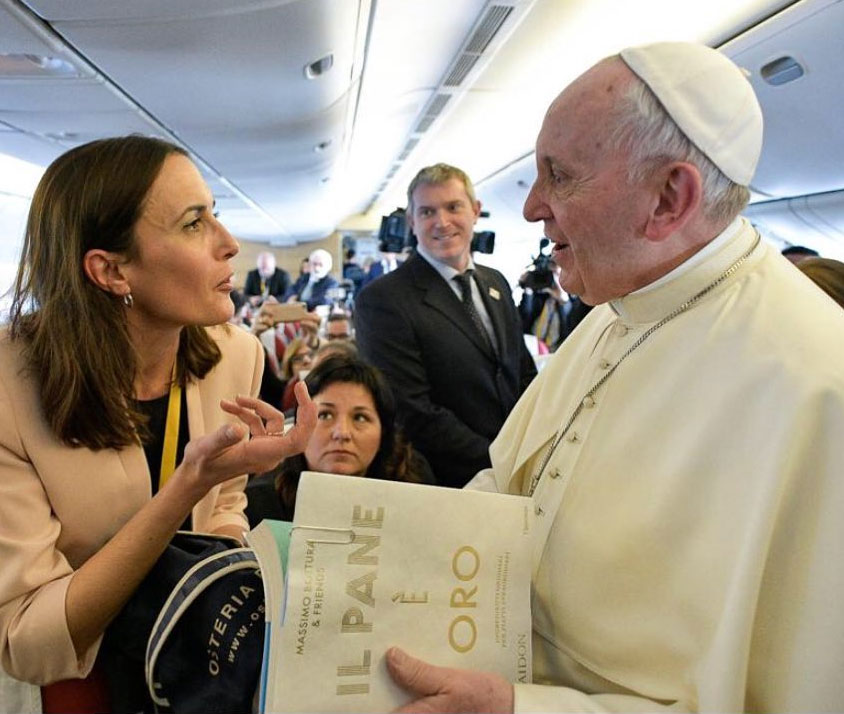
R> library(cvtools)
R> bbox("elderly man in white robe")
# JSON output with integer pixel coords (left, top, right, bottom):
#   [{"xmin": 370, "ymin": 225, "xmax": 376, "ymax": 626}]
[{"xmin": 384, "ymin": 42, "xmax": 844, "ymax": 713}]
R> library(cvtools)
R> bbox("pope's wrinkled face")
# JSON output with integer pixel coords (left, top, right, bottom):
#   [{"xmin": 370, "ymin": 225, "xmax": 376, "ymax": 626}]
[
  {"xmin": 522, "ymin": 59, "xmax": 654, "ymax": 305},
  {"xmin": 122, "ymin": 153, "xmax": 239, "ymax": 329},
  {"xmin": 304, "ymin": 382, "xmax": 382, "ymax": 476},
  {"xmin": 409, "ymin": 178, "xmax": 480, "ymax": 272}
]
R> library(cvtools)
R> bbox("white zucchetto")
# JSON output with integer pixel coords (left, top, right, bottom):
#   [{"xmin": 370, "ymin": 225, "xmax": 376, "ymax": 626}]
[{"xmin": 619, "ymin": 42, "xmax": 763, "ymax": 186}]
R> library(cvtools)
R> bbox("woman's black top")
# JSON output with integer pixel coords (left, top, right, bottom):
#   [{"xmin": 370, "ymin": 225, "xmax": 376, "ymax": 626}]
[{"xmin": 133, "ymin": 390, "xmax": 191, "ymax": 532}]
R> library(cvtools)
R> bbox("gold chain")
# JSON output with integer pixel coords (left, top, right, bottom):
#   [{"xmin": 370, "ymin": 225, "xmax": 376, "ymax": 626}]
[{"xmin": 527, "ymin": 234, "xmax": 761, "ymax": 497}]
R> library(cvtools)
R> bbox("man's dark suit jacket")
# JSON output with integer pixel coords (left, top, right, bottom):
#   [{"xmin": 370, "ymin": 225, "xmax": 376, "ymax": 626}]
[
  {"xmin": 285, "ymin": 273, "xmax": 339, "ymax": 311},
  {"xmin": 243, "ymin": 267, "xmax": 290, "ymax": 299},
  {"xmin": 354, "ymin": 252, "xmax": 537, "ymax": 488}
]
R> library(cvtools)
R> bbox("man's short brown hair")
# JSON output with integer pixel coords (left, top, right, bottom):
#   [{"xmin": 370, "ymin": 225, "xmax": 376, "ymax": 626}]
[{"xmin": 406, "ymin": 163, "xmax": 477, "ymax": 212}]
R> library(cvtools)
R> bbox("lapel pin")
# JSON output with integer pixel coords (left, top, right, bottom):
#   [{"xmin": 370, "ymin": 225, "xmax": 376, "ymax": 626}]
[{"xmin": 488, "ymin": 287, "xmax": 501, "ymax": 300}]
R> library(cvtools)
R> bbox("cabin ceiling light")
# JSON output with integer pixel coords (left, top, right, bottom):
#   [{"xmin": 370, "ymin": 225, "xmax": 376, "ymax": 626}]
[
  {"xmin": 0, "ymin": 53, "xmax": 77, "ymax": 77},
  {"xmin": 44, "ymin": 131, "xmax": 80, "ymax": 141},
  {"xmin": 304, "ymin": 53, "xmax": 334, "ymax": 79}
]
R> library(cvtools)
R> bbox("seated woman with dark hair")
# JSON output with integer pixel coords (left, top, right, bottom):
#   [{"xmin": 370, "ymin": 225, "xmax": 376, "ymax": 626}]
[{"xmin": 248, "ymin": 354, "xmax": 434, "ymax": 524}]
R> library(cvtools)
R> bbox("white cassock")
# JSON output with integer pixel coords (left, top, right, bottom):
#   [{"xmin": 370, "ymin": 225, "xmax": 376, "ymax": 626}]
[{"xmin": 475, "ymin": 217, "xmax": 844, "ymax": 712}]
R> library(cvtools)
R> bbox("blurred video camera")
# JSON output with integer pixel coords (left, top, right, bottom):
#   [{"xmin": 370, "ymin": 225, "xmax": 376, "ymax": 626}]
[
  {"xmin": 378, "ymin": 208, "xmax": 416, "ymax": 253},
  {"xmin": 519, "ymin": 238, "xmax": 556, "ymax": 291},
  {"xmin": 378, "ymin": 209, "xmax": 409, "ymax": 253},
  {"xmin": 377, "ymin": 208, "xmax": 495, "ymax": 254}
]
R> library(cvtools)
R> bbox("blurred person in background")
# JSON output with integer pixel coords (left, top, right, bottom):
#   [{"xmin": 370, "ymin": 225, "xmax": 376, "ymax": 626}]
[
  {"xmin": 279, "ymin": 336, "xmax": 315, "ymax": 412},
  {"xmin": 243, "ymin": 251, "xmax": 290, "ymax": 305},
  {"xmin": 325, "ymin": 311, "xmax": 354, "ymax": 342},
  {"xmin": 518, "ymin": 259, "xmax": 591, "ymax": 352},
  {"xmin": 247, "ymin": 302, "xmax": 320, "ymax": 407},
  {"xmin": 313, "ymin": 337, "xmax": 358, "ymax": 368},
  {"xmin": 342, "ymin": 248, "xmax": 366, "ymax": 294},
  {"xmin": 286, "ymin": 248, "xmax": 339, "ymax": 311},
  {"xmin": 798, "ymin": 256, "xmax": 844, "ymax": 309},
  {"xmin": 364, "ymin": 249, "xmax": 402, "ymax": 286},
  {"xmin": 781, "ymin": 244, "xmax": 819, "ymax": 265}
]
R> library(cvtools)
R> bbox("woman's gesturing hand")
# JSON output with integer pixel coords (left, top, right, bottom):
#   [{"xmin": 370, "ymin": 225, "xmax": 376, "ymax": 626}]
[{"xmin": 181, "ymin": 381, "xmax": 317, "ymax": 492}]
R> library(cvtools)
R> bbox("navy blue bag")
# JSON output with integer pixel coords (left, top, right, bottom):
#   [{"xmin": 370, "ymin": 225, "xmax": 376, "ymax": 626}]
[{"xmin": 104, "ymin": 532, "xmax": 265, "ymax": 713}]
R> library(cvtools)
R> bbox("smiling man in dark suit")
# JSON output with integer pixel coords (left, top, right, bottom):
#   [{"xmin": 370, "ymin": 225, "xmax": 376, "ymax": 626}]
[{"xmin": 354, "ymin": 163, "xmax": 537, "ymax": 488}]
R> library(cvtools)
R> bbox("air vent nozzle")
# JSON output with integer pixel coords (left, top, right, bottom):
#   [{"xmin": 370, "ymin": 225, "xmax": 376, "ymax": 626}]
[
  {"xmin": 305, "ymin": 54, "xmax": 334, "ymax": 79},
  {"xmin": 760, "ymin": 55, "xmax": 804, "ymax": 86}
]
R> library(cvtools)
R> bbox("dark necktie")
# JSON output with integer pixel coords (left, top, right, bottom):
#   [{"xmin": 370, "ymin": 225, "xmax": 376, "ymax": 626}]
[{"xmin": 453, "ymin": 271, "xmax": 493, "ymax": 352}]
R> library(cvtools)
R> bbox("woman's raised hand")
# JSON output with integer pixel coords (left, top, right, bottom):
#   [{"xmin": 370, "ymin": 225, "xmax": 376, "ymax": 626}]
[{"xmin": 180, "ymin": 381, "xmax": 317, "ymax": 491}]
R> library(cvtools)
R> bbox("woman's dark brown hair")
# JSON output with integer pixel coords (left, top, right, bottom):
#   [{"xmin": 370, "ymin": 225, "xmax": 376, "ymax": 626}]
[
  {"xmin": 276, "ymin": 354, "xmax": 432, "ymax": 514},
  {"xmin": 8, "ymin": 136, "xmax": 222, "ymax": 449}
]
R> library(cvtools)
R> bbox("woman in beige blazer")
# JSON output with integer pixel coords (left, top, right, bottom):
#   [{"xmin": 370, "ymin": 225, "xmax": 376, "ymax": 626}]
[{"xmin": 0, "ymin": 137, "xmax": 315, "ymax": 687}]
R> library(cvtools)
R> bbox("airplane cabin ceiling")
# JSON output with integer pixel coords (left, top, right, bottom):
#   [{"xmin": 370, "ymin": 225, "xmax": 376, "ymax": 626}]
[
  {"xmin": 0, "ymin": 0, "xmax": 495, "ymax": 244},
  {"xmin": 725, "ymin": 0, "xmax": 844, "ymax": 199},
  {"xmin": 1, "ymin": 0, "xmax": 842, "ymax": 253}
]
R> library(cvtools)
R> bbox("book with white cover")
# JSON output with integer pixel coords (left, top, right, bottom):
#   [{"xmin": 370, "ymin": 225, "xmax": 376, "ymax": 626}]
[
  {"xmin": 245, "ymin": 519, "xmax": 294, "ymax": 714},
  {"xmin": 262, "ymin": 471, "xmax": 534, "ymax": 713}
]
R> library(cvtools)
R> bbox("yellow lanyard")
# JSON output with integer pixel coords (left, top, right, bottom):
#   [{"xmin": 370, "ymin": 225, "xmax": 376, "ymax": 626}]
[
  {"xmin": 534, "ymin": 299, "xmax": 552, "ymax": 341},
  {"xmin": 159, "ymin": 379, "xmax": 182, "ymax": 489}
]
